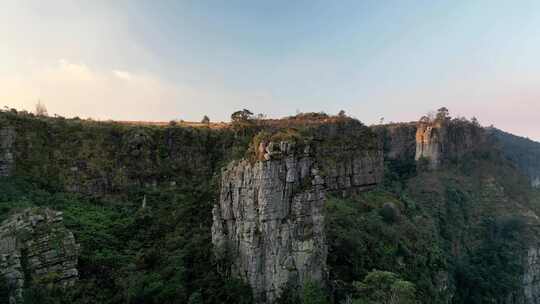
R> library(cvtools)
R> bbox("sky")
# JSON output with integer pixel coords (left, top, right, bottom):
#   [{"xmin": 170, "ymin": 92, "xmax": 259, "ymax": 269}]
[{"xmin": 1, "ymin": 0, "xmax": 539, "ymax": 140}]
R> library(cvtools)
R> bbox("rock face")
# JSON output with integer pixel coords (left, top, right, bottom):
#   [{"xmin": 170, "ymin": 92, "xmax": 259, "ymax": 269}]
[
  {"xmin": 372, "ymin": 123, "xmax": 417, "ymax": 161},
  {"xmin": 0, "ymin": 111, "xmax": 237, "ymax": 197},
  {"xmin": 522, "ymin": 248, "xmax": 540, "ymax": 304},
  {"xmin": 0, "ymin": 208, "xmax": 79, "ymax": 303},
  {"xmin": 212, "ymin": 139, "xmax": 383, "ymax": 303},
  {"xmin": 0, "ymin": 127, "xmax": 15, "ymax": 177},
  {"xmin": 488, "ymin": 128, "xmax": 540, "ymax": 189},
  {"xmin": 415, "ymin": 119, "xmax": 484, "ymax": 169},
  {"xmin": 532, "ymin": 177, "xmax": 540, "ymax": 189},
  {"xmin": 415, "ymin": 120, "xmax": 444, "ymax": 169}
]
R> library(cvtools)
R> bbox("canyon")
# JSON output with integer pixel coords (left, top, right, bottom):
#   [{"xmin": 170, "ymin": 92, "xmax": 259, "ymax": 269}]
[{"xmin": 0, "ymin": 110, "xmax": 539, "ymax": 303}]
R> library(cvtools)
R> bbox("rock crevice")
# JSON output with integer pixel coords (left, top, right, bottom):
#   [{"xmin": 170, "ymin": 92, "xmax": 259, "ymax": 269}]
[
  {"xmin": 0, "ymin": 208, "xmax": 80, "ymax": 303},
  {"xmin": 212, "ymin": 140, "xmax": 383, "ymax": 302}
]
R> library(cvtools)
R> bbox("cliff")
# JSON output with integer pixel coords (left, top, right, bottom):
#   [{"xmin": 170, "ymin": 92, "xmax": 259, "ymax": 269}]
[
  {"xmin": 376, "ymin": 123, "xmax": 417, "ymax": 161},
  {"xmin": 0, "ymin": 109, "xmax": 539, "ymax": 304},
  {"xmin": 212, "ymin": 121, "xmax": 383, "ymax": 302},
  {"xmin": 414, "ymin": 118, "xmax": 485, "ymax": 169},
  {"xmin": 0, "ymin": 208, "xmax": 79, "ymax": 303},
  {"xmin": 0, "ymin": 127, "xmax": 15, "ymax": 177},
  {"xmin": 489, "ymin": 128, "xmax": 540, "ymax": 189},
  {"xmin": 370, "ymin": 116, "xmax": 540, "ymax": 304},
  {"xmin": 0, "ymin": 110, "xmax": 243, "ymax": 196}
]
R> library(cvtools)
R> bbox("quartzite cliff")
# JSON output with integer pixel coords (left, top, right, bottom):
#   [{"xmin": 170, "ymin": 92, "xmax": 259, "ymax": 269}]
[{"xmin": 212, "ymin": 121, "xmax": 383, "ymax": 302}]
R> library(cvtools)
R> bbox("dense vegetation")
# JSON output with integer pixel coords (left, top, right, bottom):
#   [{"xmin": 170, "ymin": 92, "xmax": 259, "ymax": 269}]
[
  {"xmin": 1, "ymin": 110, "xmax": 539, "ymax": 303},
  {"xmin": 490, "ymin": 128, "xmax": 540, "ymax": 186},
  {"xmin": 0, "ymin": 175, "xmax": 253, "ymax": 304},
  {"xmin": 324, "ymin": 135, "xmax": 538, "ymax": 303}
]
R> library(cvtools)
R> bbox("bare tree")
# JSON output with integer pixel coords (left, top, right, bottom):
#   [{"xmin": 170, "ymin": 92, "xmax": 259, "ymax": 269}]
[{"xmin": 35, "ymin": 100, "xmax": 48, "ymax": 116}]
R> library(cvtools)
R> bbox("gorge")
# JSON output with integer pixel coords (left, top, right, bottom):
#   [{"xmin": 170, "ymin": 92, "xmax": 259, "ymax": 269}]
[{"xmin": 0, "ymin": 109, "xmax": 539, "ymax": 303}]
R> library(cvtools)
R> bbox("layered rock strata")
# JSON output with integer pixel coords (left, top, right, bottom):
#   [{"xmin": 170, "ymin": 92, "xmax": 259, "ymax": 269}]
[
  {"xmin": 0, "ymin": 208, "xmax": 79, "ymax": 303},
  {"xmin": 522, "ymin": 247, "xmax": 540, "ymax": 304},
  {"xmin": 0, "ymin": 127, "xmax": 15, "ymax": 177},
  {"xmin": 372, "ymin": 123, "xmax": 417, "ymax": 161},
  {"xmin": 212, "ymin": 140, "xmax": 383, "ymax": 303},
  {"xmin": 415, "ymin": 120, "xmax": 444, "ymax": 169},
  {"xmin": 415, "ymin": 119, "xmax": 484, "ymax": 169}
]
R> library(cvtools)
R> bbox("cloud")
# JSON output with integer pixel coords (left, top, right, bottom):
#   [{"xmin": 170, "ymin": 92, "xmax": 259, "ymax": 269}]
[
  {"xmin": 0, "ymin": 60, "xmax": 244, "ymax": 121},
  {"xmin": 112, "ymin": 70, "xmax": 133, "ymax": 81}
]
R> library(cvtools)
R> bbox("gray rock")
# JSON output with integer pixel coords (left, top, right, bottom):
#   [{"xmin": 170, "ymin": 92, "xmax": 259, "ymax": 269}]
[
  {"xmin": 532, "ymin": 177, "xmax": 540, "ymax": 189},
  {"xmin": 0, "ymin": 127, "xmax": 15, "ymax": 177},
  {"xmin": 212, "ymin": 141, "xmax": 383, "ymax": 303},
  {"xmin": 0, "ymin": 208, "xmax": 80, "ymax": 303},
  {"xmin": 522, "ymin": 247, "xmax": 540, "ymax": 304}
]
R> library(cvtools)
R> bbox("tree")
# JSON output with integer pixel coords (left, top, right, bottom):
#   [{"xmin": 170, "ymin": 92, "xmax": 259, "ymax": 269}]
[
  {"xmin": 188, "ymin": 291, "xmax": 203, "ymax": 304},
  {"xmin": 353, "ymin": 270, "xmax": 416, "ymax": 304},
  {"xmin": 35, "ymin": 100, "xmax": 48, "ymax": 116},
  {"xmin": 201, "ymin": 115, "xmax": 210, "ymax": 124},
  {"xmin": 338, "ymin": 110, "xmax": 346, "ymax": 117},
  {"xmin": 0, "ymin": 276, "xmax": 9, "ymax": 304},
  {"xmin": 436, "ymin": 107, "xmax": 450, "ymax": 121},
  {"xmin": 302, "ymin": 280, "xmax": 329, "ymax": 304},
  {"xmin": 231, "ymin": 109, "xmax": 253, "ymax": 122}
]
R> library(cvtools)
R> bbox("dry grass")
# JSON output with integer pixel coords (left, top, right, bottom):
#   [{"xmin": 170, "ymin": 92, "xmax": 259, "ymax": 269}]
[
  {"xmin": 109, "ymin": 115, "xmax": 350, "ymax": 129},
  {"xmin": 112, "ymin": 120, "xmax": 230, "ymax": 129}
]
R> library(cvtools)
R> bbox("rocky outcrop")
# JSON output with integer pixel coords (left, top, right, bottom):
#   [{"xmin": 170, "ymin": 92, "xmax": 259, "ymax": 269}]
[
  {"xmin": 212, "ymin": 138, "xmax": 383, "ymax": 303},
  {"xmin": 0, "ymin": 110, "xmax": 239, "ymax": 197},
  {"xmin": 415, "ymin": 120, "xmax": 444, "ymax": 168},
  {"xmin": 533, "ymin": 178, "xmax": 540, "ymax": 189},
  {"xmin": 0, "ymin": 127, "xmax": 15, "ymax": 177},
  {"xmin": 488, "ymin": 128, "xmax": 540, "ymax": 189},
  {"xmin": 415, "ymin": 119, "xmax": 484, "ymax": 169},
  {"xmin": 521, "ymin": 247, "xmax": 540, "ymax": 304},
  {"xmin": 372, "ymin": 123, "xmax": 417, "ymax": 161},
  {"xmin": 0, "ymin": 208, "xmax": 79, "ymax": 303}
]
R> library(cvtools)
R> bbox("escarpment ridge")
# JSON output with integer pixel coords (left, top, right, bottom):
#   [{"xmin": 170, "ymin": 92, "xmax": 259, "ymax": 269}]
[
  {"xmin": 212, "ymin": 120, "xmax": 383, "ymax": 302},
  {"xmin": 0, "ymin": 108, "xmax": 539, "ymax": 303}
]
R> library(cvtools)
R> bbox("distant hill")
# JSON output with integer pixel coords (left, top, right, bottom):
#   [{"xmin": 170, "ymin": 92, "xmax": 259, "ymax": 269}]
[{"xmin": 489, "ymin": 128, "xmax": 540, "ymax": 187}]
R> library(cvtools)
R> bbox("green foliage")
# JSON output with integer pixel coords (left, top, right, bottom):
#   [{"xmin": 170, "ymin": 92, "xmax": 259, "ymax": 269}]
[
  {"xmin": 0, "ymin": 174, "xmax": 252, "ymax": 304},
  {"xmin": 275, "ymin": 286, "xmax": 301, "ymax": 304},
  {"xmin": 416, "ymin": 156, "xmax": 431, "ymax": 172},
  {"xmin": 2, "ymin": 109, "xmax": 539, "ymax": 304},
  {"xmin": 231, "ymin": 109, "xmax": 254, "ymax": 123},
  {"xmin": 0, "ymin": 276, "xmax": 9, "ymax": 304},
  {"xmin": 453, "ymin": 216, "xmax": 526, "ymax": 304},
  {"xmin": 325, "ymin": 192, "xmax": 445, "ymax": 303},
  {"xmin": 352, "ymin": 270, "xmax": 417, "ymax": 304},
  {"xmin": 379, "ymin": 203, "xmax": 400, "ymax": 223},
  {"xmin": 301, "ymin": 281, "xmax": 329, "ymax": 304},
  {"xmin": 490, "ymin": 128, "xmax": 540, "ymax": 185},
  {"xmin": 383, "ymin": 158, "xmax": 417, "ymax": 193}
]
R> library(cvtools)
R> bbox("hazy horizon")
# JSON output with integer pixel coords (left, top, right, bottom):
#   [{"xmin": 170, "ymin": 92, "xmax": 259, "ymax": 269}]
[{"xmin": 2, "ymin": 1, "xmax": 539, "ymax": 140}]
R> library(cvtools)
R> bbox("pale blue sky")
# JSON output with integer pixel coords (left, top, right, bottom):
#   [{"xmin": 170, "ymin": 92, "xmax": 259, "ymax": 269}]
[{"xmin": 1, "ymin": 0, "xmax": 539, "ymax": 139}]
